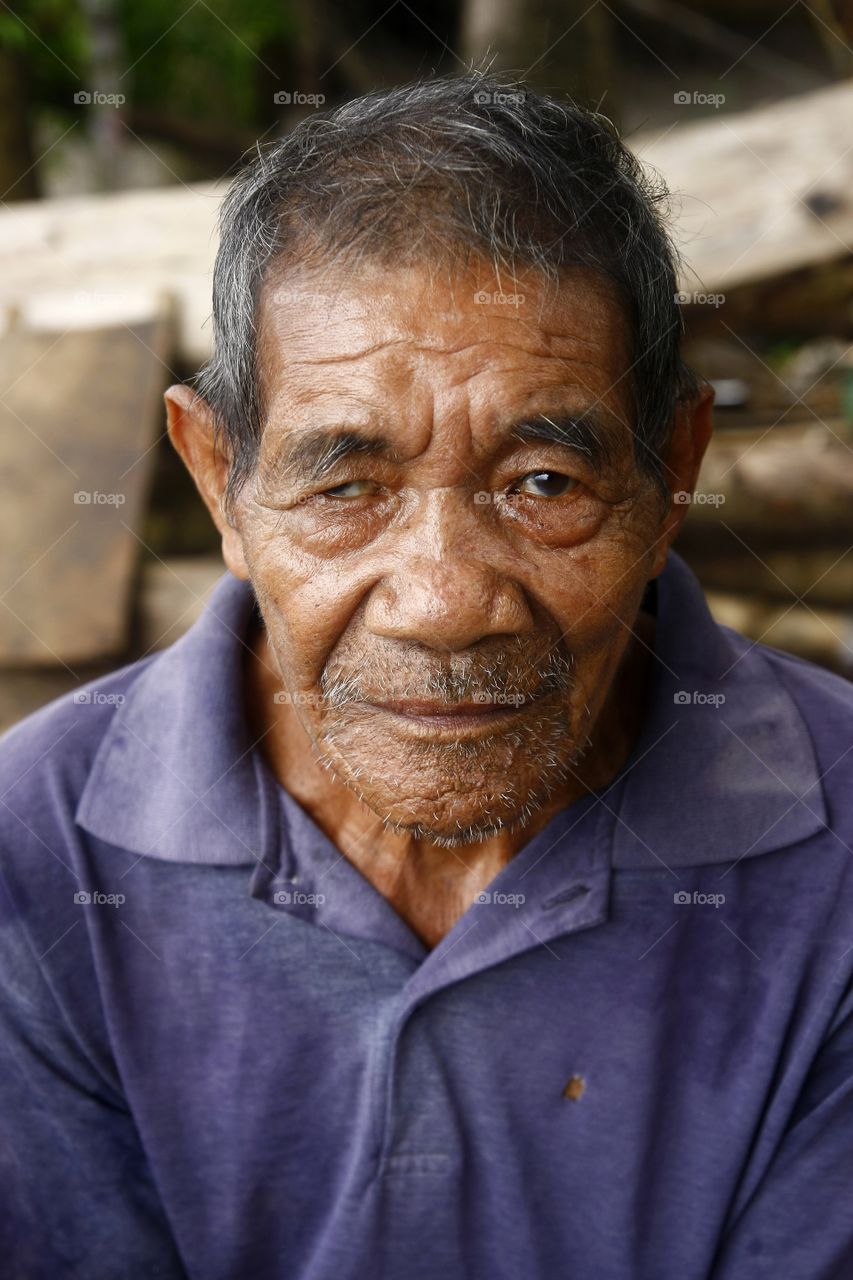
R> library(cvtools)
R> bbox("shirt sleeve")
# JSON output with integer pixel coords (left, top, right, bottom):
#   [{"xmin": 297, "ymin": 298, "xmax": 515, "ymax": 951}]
[
  {"xmin": 0, "ymin": 867, "xmax": 188, "ymax": 1280},
  {"xmin": 709, "ymin": 975, "xmax": 853, "ymax": 1280}
]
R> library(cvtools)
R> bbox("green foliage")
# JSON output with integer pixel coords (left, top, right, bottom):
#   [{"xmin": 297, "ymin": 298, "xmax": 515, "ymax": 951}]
[
  {"xmin": 4, "ymin": 0, "xmax": 301, "ymax": 130},
  {"xmin": 1, "ymin": 0, "xmax": 88, "ymax": 106},
  {"xmin": 118, "ymin": 0, "xmax": 300, "ymax": 128}
]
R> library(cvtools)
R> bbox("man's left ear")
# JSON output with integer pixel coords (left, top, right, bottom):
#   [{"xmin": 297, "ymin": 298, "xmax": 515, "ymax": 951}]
[
  {"xmin": 648, "ymin": 381, "xmax": 715, "ymax": 579},
  {"xmin": 164, "ymin": 384, "xmax": 250, "ymax": 581}
]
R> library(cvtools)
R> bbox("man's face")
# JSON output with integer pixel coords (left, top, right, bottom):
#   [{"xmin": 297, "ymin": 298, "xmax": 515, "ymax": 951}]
[{"xmin": 220, "ymin": 258, "xmax": 671, "ymax": 844}]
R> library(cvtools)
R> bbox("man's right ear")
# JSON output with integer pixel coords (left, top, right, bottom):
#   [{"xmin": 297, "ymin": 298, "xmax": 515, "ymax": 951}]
[{"xmin": 164, "ymin": 384, "xmax": 250, "ymax": 581}]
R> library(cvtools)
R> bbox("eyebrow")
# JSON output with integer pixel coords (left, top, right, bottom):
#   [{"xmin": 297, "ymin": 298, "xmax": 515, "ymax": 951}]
[
  {"xmin": 263, "ymin": 430, "xmax": 400, "ymax": 487},
  {"xmin": 510, "ymin": 412, "xmax": 617, "ymax": 473},
  {"xmin": 266, "ymin": 410, "xmax": 618, "ymax": 487}
]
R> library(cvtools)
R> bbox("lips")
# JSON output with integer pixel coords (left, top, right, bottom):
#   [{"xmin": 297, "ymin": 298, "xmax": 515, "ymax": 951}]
[
  {"xmin": 362, "ymin": 691, "xmax": 548, "ymax": 740},
  {"xmin": 370, "ymin": 698, "xmax": 520, "ymax": 717}
]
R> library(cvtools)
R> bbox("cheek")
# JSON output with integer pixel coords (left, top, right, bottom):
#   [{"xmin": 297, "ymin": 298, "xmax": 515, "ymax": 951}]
[
  {"xmin": 242, "ymin": 524, "xmax": 371, "ymax": 688},
  {"xmin": 510, "ymin": 485, "xmax": 663, "ymax": 638},
  {"xmin": 545, "ymin": 538, "xmax": 656, "ymax": 667}
]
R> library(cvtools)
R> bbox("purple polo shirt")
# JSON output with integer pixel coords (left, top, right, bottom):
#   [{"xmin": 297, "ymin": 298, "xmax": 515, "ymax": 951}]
[{"xmin": 2, "ymin": 550, "xmax": 853, "ymax": 1279}]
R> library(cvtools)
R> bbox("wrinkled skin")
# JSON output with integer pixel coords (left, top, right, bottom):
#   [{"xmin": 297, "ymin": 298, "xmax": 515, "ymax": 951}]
[{"xmin": 166, "ymin": 257, "xmax": 712, "ymax": 947}]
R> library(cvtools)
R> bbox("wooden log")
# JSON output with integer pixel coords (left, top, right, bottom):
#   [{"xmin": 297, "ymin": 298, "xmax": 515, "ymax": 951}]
[
  {"xmin": 680, "ymin": 256, "xmax": 853, "ymax": 339},
  {"xmin": 0, "ymin": 297, "xmax": 173, "ymax": 666},
  {"xmin": 683, "ymin": 548, "xmax": 853, "ymax": 609},
  {"xmin": 636, "ymin": 80, "xmax": 853, "ymax": 294},
  {"xmin": 677, "ymin": 419, "xmax": 853, "ymax": 549}
]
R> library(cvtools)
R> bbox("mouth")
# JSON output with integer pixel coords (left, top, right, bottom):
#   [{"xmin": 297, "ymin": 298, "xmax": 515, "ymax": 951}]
[{"xmin": 363, "ymin": 692, "xmax": 552, "ymax": 740}]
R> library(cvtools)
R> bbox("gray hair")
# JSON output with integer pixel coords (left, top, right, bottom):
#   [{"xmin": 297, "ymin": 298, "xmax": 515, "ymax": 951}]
[{"xmin": 194, "ymin": 69, "xmax": 697, "ymax": 513}]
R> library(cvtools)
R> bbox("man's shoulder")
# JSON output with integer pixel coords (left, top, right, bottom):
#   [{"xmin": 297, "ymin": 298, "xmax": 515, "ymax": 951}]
[
  {"xmin": 0, "ymin": 653, "xmax": 160, "ymax": 849},
  {"xmin": 732, "ymin": 630, "xmax": 853, "ymax": 801},
  {"xmin": 748, "ymin": 635, "xmax": 853, "ymax": 727}
]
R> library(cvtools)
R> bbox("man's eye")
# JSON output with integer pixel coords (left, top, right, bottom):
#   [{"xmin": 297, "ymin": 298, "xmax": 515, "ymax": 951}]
[
  {"xmin": 513, "ymin": 471, "xmax": 578, "ymax": 498},
  {"xmin": 321, "ymin": 479, "xmax": 376, "ymax": 499}
]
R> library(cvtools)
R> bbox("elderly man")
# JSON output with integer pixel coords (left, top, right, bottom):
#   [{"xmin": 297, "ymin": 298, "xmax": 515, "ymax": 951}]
[{"xmin": 2, "ymin": 72, "xmax": 853, "ymax": 1280}]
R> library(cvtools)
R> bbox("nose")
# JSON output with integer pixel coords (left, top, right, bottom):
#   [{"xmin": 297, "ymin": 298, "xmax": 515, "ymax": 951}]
[
  {"xmin": 365, "ymin": 557, "xmax": 533, "ymax": 651},
  {"xmin": 363, "ymin": 496, "xmax": 535, "ymax": 652}
]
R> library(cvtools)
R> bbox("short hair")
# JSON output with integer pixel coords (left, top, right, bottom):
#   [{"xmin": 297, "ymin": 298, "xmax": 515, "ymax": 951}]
[{"xmin": 194, "ymin": 69, "xmax": 697, "ymax": 513}]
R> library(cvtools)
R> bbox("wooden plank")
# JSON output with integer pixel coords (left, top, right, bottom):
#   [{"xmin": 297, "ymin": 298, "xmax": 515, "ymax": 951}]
[
  {"xmin": 0, "ymin": 183, "xmax": 218, "ymax": 365},
  {"xmin": 0, "ymin": 301, "xmax": 172, "ymax": 665},
  {"xmin": 631, "ymin": 80, "xmax": 853, "ymax": 293}
]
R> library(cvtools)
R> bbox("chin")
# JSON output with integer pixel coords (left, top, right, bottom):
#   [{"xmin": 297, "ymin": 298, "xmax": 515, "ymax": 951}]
[
  {"xmin": 312, "ymin": 721, "xmax": 589, "ymax": 847},
  {"xmin": 378, "ymin": 803, "xmax": 547, "ymax": 849}
]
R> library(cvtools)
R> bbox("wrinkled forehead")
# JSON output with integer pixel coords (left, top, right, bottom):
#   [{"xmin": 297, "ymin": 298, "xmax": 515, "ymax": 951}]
[{"xmin": 254, "ymin": 256, "xmax": 635, "ymax": 433}]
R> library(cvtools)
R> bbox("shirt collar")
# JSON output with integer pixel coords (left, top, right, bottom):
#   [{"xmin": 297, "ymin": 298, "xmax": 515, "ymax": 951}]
[
  {"xmin": 76, "ymin": 570, "xmax": 273, "ymax": 867},
  {"xmin": 75, "ymin": 552, "xmax": 826, "ymax": 871},
  {"xmin": 608, "ymin": 551, "xmax": 826, "ymax": 869}
]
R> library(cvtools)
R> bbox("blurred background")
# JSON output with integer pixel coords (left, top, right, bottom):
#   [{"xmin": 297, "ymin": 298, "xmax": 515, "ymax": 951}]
[{"xmin": 0, "ymin": 0, "xmax": 852, "ymax": 730}]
